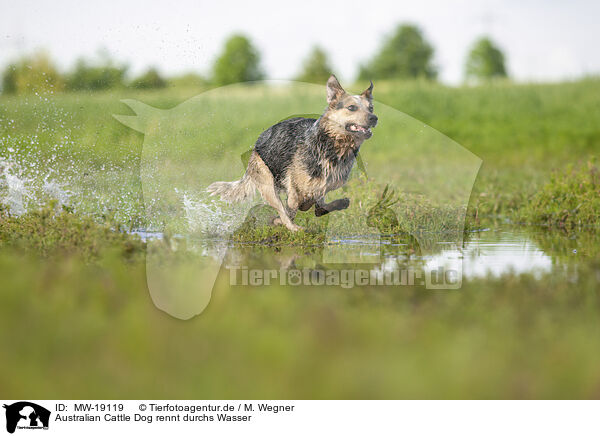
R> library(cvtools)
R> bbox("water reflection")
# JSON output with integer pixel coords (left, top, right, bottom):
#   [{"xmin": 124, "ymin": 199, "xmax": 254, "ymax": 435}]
[
  {"xmin": 136, "ymin": 225, "xmax": 595, "ymax": 318},
  {"xmin": 138, "ymin": 227, "xmax": 566, "ymax": 281},
  {"xmin": 432, "ymin": 229, "xmax": 553, "ymax": 279}
]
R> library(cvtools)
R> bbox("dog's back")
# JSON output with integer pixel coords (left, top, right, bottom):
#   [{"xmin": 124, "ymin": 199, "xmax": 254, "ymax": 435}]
[{"xmin": 254, "ymin": 117, "xmax": 316, "ymax": 188}]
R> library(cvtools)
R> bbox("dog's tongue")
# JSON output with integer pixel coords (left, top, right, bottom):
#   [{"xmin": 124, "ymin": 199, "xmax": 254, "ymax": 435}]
[{"xmin": 346, "ymin": 123, "xmax": 372, "ymax": 136}]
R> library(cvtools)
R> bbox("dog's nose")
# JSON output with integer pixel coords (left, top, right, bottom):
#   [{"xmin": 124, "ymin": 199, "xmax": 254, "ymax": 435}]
[{"xmin": 368, "ymin": 114, "xmax": 378, "ymax": 126}]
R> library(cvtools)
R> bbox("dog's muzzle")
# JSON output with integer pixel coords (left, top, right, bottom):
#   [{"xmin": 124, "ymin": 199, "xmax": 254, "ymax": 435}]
[{"xmin": 368, "ymin": 114, "xmax": 378, "ymax": 127}]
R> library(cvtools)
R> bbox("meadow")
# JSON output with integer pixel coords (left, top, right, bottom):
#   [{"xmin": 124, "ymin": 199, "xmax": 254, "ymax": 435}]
[{"xmin": 1, "ymin": 78, "xmax": 599, "ymax": 398}]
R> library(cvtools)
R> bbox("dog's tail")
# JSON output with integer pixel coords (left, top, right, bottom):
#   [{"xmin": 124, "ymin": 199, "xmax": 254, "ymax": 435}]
[{"xmin": 207, "ymin": 173, "xmax": 256, "ymax": 203}]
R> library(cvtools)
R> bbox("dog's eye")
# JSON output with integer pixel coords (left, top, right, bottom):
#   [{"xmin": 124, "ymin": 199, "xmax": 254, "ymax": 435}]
[
  {"xmin": 368, "ymin": 105, "xmax": 374, "ymax": 112},
  {"xmin": 347, "ymin": 105, "xmax": 358, "ymax": 111}
]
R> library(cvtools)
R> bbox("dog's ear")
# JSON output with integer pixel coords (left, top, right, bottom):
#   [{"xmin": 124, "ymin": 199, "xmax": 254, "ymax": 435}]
[
  {"xmin": 326, "ymin": 75, "xmax": 345, "ymax": 105},
  {"xmin": 361, "ymin": 80, "xmax": 373, "ymax": 101}
]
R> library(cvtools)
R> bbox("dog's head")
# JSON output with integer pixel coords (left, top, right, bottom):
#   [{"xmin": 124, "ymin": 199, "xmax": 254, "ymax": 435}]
[{"xmin": 322, "ymin": 75, "xmax": 377, "ymax": 139}]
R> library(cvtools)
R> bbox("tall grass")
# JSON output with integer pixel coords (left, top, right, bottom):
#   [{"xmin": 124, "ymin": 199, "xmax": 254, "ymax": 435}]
[
  {"xmin": 3, "ymin": 78, "xmax": 600, "ymax": 230},
  {"xmin": 1, "ymin": 78, "xmax": 600, "ymax": 398}
]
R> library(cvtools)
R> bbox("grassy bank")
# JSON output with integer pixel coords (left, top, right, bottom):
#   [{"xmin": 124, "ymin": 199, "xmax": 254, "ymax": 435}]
[
  {"xmin": 0, "ymin": 202, "xmax": 144, "ymax": 260},
  {"xmin": 1, "ymin": 78, "xmax": 600, "ymax": 398},
  {"xmin": 518, "ymin": 159, "xmax": 600, "ymax": 229}
]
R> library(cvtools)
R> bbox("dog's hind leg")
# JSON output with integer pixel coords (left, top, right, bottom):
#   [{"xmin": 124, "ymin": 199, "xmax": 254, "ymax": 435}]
[
  {"xmin": 315, "ymin": 197, "xmax": 350, "ymax": 217},
  {"xmin": 247, "ymin": 152, "xmax": 302, "ymax": 232}
]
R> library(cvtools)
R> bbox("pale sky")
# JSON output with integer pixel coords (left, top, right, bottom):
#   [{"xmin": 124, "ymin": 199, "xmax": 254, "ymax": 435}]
[{"xmin": 1, "ymin": 0, "xmax": 599, "ymax": 84}]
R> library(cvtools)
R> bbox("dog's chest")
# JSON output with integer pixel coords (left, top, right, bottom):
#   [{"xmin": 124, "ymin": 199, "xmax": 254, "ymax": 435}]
[
  {"xmin": 322, "ymin": 154, "xmax": 355, "ymax": 190},
  {"xmin": 295, "ymin": 147, "xmax": 355, "ymax": 197}
]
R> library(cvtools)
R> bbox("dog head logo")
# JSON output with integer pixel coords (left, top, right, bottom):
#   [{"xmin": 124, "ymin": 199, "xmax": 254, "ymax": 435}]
[
  {"xmin": 3, "ymin": 402, "xmax": 50, "ymax": 434},
  {"xmin": 114, "ymin": 79, "xmax": 481, "ymax": 320}
]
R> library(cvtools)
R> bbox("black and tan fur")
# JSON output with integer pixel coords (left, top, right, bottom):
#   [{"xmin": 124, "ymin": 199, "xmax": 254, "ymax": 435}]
[{"xmin": 207, "ymin": 75, "xmax": 377, "ymax": 231}]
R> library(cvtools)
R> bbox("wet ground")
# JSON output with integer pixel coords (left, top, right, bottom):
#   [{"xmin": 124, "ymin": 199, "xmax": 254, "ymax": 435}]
[{"xmin": 133, "ymin": 225, "xmax": 583, "ymax": 282}]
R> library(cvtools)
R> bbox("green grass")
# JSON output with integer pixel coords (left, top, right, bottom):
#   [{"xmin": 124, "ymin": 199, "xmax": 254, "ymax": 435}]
[
  {"xmin": 0, "ymin": 202, "xmax": 145, "ymax": 261},
  {"xmin": 2, "ymin": 78, "xmax": 599, "ymax": 232},
  {"xmin": 1, "ymin": 78, "xmax": 600, "ymax": 398},
  {"xmin": 374, "ymin": 78, "xmax": 600, "ymax": 162},
  {"xmin": 1, "ymin": 236, "xmax": 600, "ymax": 398},
  {"xmin": 230, "ymin": 179, "xmax": 468, "ymax": 248},
  {"xmin": 518, "ymin": 159, "xmax": 600, "ymax": 229},
  {"xmin": 2, "ymin": 78, "xmax": 600, "ymax": 229}
]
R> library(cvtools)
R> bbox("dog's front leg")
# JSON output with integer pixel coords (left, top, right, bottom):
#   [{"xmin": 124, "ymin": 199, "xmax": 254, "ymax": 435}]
[
  {"xmin": 272, "ymin": 190, "xmax": 302, "ymax": 231},
  {"xmin": 314, "ymin": 197, "xmax": 350, "ymax": 217},
  {"xmin": 271, "ymin": 200, "xmax": 300, "ymax": 230}
]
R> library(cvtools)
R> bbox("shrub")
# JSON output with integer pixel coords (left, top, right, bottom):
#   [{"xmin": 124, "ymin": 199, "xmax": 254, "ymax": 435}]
[
  {"xmin": 130, "ymin": 68, "xmax": 167, "ymax": 89},
  {"xmin": 359, "ymin": 24, "xmax": 436, "ymax": 80},
  {"xmin": 296, "ymin": 46, "xmax": 335, "ymax": 84},
  {"xmin": 465, "ymin": 37, "xmax": 508, "ymax": 82},
  {"xmin": 1, "ymin": 51, "xmax": 64, "ymax": 95},
  {"xmin": 213, "ymin": 34, "xmax": 265, "ymax": 85},
  {"xmin": 65, "ymin": 55, "xmax": 127, "ymax": 91}
]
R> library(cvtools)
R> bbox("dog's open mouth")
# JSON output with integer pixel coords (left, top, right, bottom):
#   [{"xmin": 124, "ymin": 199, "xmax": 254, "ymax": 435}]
[{"xmin": 345, "ymin": 123, "xmax": 371, "ymax": 135}]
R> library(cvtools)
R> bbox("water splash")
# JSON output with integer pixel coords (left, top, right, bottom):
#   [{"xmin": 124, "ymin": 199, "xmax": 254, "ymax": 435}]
[
  {"xmin": 0, "ymin": 159, "xmax": 31, "ymax": 216},
  {"xmin": 181, "ymin": 192, "xmax": 239, "ymax": 235},
  {"xmin": 0, "ymin": 93, "xmax": 143, "ymax": 224},
  {"xmin": 43, "ymin": 178, "xmax": 72, "ymax": 210}
]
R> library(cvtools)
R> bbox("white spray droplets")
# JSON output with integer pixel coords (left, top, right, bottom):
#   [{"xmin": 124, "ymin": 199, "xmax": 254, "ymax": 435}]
[
  {"xmin": 0, "ymin": 159, "xmax": 31, "ymax": 216},
  {"xmin": 182, "ymin": 192, "xmax": 238, "ymax": 236}
]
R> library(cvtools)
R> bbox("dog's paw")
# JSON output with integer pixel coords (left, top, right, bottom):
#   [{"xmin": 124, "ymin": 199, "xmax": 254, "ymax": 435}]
[
  {"xmin": 270, "ymin": 216, "xmax": 283, "ymax": 226},
  {"xmin": 288, "ymin": 223, "xmax": 303, "ymax": 232},
  {"xmin": 336, "ymin": 197, "xmax": 350, "ymax": 210},
  {"xmin": 271, "ymin": 216, "xmax": 303, "ymax": 232},
  {"xmin": 314, "ymin": 205, "xmax": 328, "ymax": 217}
]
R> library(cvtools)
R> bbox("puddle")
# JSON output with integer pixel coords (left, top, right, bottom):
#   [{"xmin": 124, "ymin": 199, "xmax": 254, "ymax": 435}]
[
  {"xmin": 459, "ymin": 229, "xmax": 553, "ymax": 278},
  {"xmin": 133, "ymin": 226, "xmax": 568, "ymax": 280},
  {"xmin": 326, "ymin": 228, "xmax": 554, "ymax": 279},
  {"xmin": 129, "ymin": 230, "xmax": 165, "ymax": 242},
  {"xmin": 130, "ymin": 225, "xmax": 591, "ymax": 317}
]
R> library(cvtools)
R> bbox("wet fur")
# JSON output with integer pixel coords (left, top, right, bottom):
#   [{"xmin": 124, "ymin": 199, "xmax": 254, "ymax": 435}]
[{"xmin": 207, "ymin": 75, "xmax": 377, "ymax": 231}]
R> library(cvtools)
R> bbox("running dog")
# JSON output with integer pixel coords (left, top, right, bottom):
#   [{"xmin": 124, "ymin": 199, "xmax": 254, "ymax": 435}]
[{"xmin": 207, "ymin": 75, "xmax": 377, "ymax": 231}]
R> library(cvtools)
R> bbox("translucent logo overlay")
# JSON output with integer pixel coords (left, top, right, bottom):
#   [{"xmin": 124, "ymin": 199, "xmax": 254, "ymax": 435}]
[{"xmin": 114, "ymin": 80, "xmax": 481, "ymax": 320}]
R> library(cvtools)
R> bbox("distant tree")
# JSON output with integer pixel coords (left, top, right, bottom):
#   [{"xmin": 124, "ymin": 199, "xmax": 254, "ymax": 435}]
[
  {"xmin": 168, "ymin": 72, "xmax": 208, "ymax": 88},
  {"xmin": 130, "ymin": 68, "xmax": 167, "ymax": 89},
  {"xmin": 359, "ymin": 24, "xmax": 436, "ymax": 81},
  {"xmin": 1, "ymin": 51, "xmax": 63, "ymax": 94},
  {"xmin": 65, "ymin": 52, "xmax": 127, "ymax": 91},
  {"xmin": 296, "ymin": 46, "xmax": 334, "ymax": 84},
  {"xmin": 213, "ymin": 34, "xmax": 265, "ymax": 85},
  {"xmin": 1, "ymin": 64, "xmax": 18, "ymax": 94},
  {"xmin": 465, "ymin": 37, "xmax": 508, "ymax": 81}
]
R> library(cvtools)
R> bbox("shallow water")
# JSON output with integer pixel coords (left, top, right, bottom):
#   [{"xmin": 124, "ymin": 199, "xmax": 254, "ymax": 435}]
[
  {"xmin": 134, "ymin": 226, "xmax": 580, "ymax": 281},
  {"xmin": 459, "ymin": 229, "xmax": 554, "ymax": 278},
  {"xmin": 0, "ymin": 148, "xmax": 581, "ymax": 282}
]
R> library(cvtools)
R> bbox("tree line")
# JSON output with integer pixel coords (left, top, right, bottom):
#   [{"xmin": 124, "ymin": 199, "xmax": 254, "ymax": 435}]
[{"xmin": 1, "ymin": 23, "xmax": 507, "ymax": 95}]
